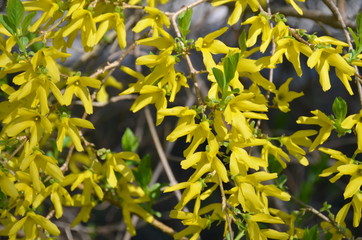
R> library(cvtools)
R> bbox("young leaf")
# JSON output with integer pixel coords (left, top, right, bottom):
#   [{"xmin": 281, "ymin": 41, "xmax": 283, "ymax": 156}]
[
  {"xmin": 21, "ymin": 12, "xmax": 36, "ymax": 34},
  {"xmin": 6, "ymin": 0, "xmax": 24, "ymax": 29},
  {"xmin": 0, "ymin": 15, "xmax": 15, "ymax": 35},
  {"xmin": 332, "ymin": 97, "xmax": 347, "ymax": 121},
  {"xmin": 302, "ymin": 225, "xmax": 319, "ymax": 240},
  {"xmin": 18, "ymin": 36, "xmax": 29, "ymax": 52},
  {"xmin": 223, "ymin": 52, "xmax": 240, "ymax": 86},
  {"xmin": 178, "ymin": 8, "xmax": 193, "ymax": 39},
  {"xmin": 212, "ymin": 67, "xmax": 225, "ymax": 91},
  {"xmin": 238, "ymin": 30, "xmax": 247, "ymax": 53},
  {"xmin": 133, "ymin": 154, "xmax": 152, "ymax": 191},
  {"xmin": 121, "ymin": 128, "xmax": 139, "ymax": 152}
]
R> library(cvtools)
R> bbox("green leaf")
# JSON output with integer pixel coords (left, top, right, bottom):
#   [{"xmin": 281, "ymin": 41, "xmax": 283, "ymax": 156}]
[
  {"xmin": 178, "ymin": 8, "xmax": 193, "ymax": 39},
  {"xmin": 6, "ymin": 0, "xmax": 24, "ymax": 29},
  {"xmin": 223, "ymin": 52, "xmax": 240, "ymax": 86},
  {"xmin": 18, "ymin": 36, "xmax": 29, "ymax": 53},
  {"xmin": 332, "ymin": 97, "xmax": 347, "ymax": 121},
  {"xmin": 238, "ymin": 30, "xmax": 247, "ymax": 53},
  {"xmin": 212, "ymin": 67, "xmax": 225, "ymax": 91},
  {"xmin": 21, "ymin": 12, "xmax": 36, "ymax": 34},
  {"xmin": 267, "ymin": 155, "xmax": 283, "ymax": 174},
  {"xmin": 0, "ymin": 15, "xmax": 15, "ymax": 35},
  {"xmin": 133, "ymin": 154, "xmax": 152, "ymax": 191},
  {"xmin": 302, "ymin": 225, "xmax": 319, "ymax": 240},
  {"xmin": 121, "ymin": 128, "xmax": 139, "ymax": 152},
  {"xmin": 357, "ymin": 12, "xmax": 362, "ymax": 37}
]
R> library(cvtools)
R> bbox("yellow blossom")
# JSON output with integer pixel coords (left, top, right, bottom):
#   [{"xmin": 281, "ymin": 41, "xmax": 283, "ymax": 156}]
[
  {"xmin": 285, "ymin": 0, "xmax": 305, "ymax": 15},
  {"xmin": 280, "ymin": 130, "xmax": 317, "ymax": 165},
  {"xmin": 307, "ymin": 46, "xmax": 355, "ymax": 94},
  {"xmin": 33, "ymin": 183, "xmax": 73, "ymax": 219},
  {"xmin": 3, "ymin": 108, "xmax": 52, "ymax": 149},
  {"xmin": 56, "ymin": 117, "xmax": 95, "ymax": 152},
  {"xmin": 270, "ymin": 38, "xmax": 313, "ymax": 76},
  {"xmin": 195, "ymin": 27, "xmax": 238, "ymax": 71},
  {"xmin": 60, "ymin": 9, "xmax": 97, "ymax": 49},
  {"xmin": 341, "ymin": 109, "xmax": 362, "ymax": 151},
  {"xmin": 273, "ymin": 78, "xmax": 304, "ymax": 112},
  {"xmin": 93, "ymin": 13, "xmax": 126, "ymax": 49},
  {"xmin": 132, "ymin": 7, "xmax": 170, "ymax": 36},
  {"xmin": 319, "ymin": 147, "xmax": 362, "ymax": 199},
  {"xmin": 242, "ymin": 14, "xmax": 273, "ymax": 52},
  {"xmin": 63, "ymin": 75, "xmax": 101, "ymax": 114},
  {"xmin": 336, "ymin": 192, "xmax": 362, "ymax": 227},
  {"xmin": 212, "ymin": 0, "xmax": 260, "ymax": 25},
  {"xmin": 297, "ymin": 110, "xmax": 334, "ymax": 151},
  {"xmin": 130, "ymin": 85, "xmax": 167, "ymax": 125}
]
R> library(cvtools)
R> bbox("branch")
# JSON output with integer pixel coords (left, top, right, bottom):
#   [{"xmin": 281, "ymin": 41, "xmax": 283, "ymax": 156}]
[
  {"xmin": 166, "ymin": 0, "xmax": 209, "ymax": 105},
  {"xmin": 144, "ymin": 107, "xmax": 183, "ymax": 202},
  {"xmin": 292, "ymin": 196, "xmax": 351, "ymax": 240},
  {"xmin": 271, "ymin": 7, "xmax": 356, "ymax": 30},
  {"xmin": 321, "ymin": 0, "xmax": 362, "ymax": 106}
]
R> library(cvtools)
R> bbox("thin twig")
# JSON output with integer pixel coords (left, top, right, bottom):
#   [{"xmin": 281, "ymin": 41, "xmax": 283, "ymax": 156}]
[
  {"xmin": 3, "ymin": 137, "xmax": 27, "ymax": 165},
  {"xmin": 270, "ymin": 7, "xmax": 356, "ymax": 30},
  {"xmin": 144, "ymin": 107, "xmax": 182, "ymax": 202},
  {"xmin": 218, "ymin": 175, "xmax": 234, "ymax": 240},
  {"xmin": 322, "ymin": 0, "xmax": 362, "ymax": 106},
  {"xmin": 167, "ymin": 0, "xmax": 209, "ymax": 105},
  {"xmin": 292, "ymin": 196, "xmax": 351, "ymax": 240}
]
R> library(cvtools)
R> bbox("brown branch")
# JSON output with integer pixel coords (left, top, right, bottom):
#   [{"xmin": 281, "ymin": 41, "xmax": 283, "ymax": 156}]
[
  {"xmin": 292, "ymin": 196, "xmax": 351, "ymax": 240},
  {"xmin": 271, "ymin": 7, "xmax": 356, "ymax": 30},
  {"xmin": 144, "ymin": 107, "xmax": 183, "ymax": 202},
  {"xmin": 218, "ymin": 175, "xmax": 234, "ymax": 240},
  {"xmin": 166, "ymin": 0, "xmax": 209, "ymax": 106},
  {"xmin": 321, "ymin": 0, "xmax": 362, "ymax": 106}
]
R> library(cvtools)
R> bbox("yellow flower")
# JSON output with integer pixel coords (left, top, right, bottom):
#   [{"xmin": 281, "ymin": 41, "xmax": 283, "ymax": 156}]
[
  {"xmin": 93, "ymin": 13, "xmax": 126, "ymax": 49},
  {"xmin": 242, "ymin": 14, "xmax": 273, "ymax": 52},
  {"xmin": 270, "ymin": 38, "xmax": 313, "ymax": 76},
  {"xmin": 132, "ymin": 7, "xmax": 170, "ymax": 36},
  {"xmin": 246, "ymin": 213, "xmax": 288, "ymax": 240},
  {"xmin": 195, "ymin": 27, "xmax": 238, "ymax": 71},
  {"xmin": 319, "ymin": 147, "xmax": 362, "ymax": 198},
  {"xmin": 212, "ymin": 0, "xmax": 260, "ymax": 25},
  {"xmin": 60, "ymin": 9, "xmax": 97, "ymax": 49},
  {"xmin": 3, "ymin": 108, "xmax": 52, "ymax": 149},
  {"xmin": 8, "ymin": 212, "xmax": 60, "ymax": 239},
  {"xmin": 341, "ymin": 109, "xmax": 362, "ymax": 151},
  {"xmin": 33, "ymin": 183, "xmax": 73, "ymax": 219},
  {"xmin": 224, "ymin": 92, "xmax": 268, "ymax": 140},
  {"xmin": 307, "ymin": 46, "xmax": 355, "ymax": 94},
  {"xmin": 62, "ymin": 170, "xmax": 104, "ymax": 204},
  {"xmin": 130, "ymin": 85, "xmax": 167, "ymax": 125},
  {"xmin": 56, "ymin": 117, "xmax": 95, "ymax": 152},
  {"xmin": 159, "ymin": 106, "xmax": 197, "ymax": 142},
  {"xmin": 273, "ymin": 78, "xmax": 304, "ymax": 112},
  {"xmin": 0, "ymin": 173, "xmax": 19, "ymax": 199},
  {"xmin": 285, "ymin": 0, "xmax": 305, "ymax": 15},
  {"xmin": 297, "ymin": 110, "xmax": 334, "ymax": 151},
  {"xmin": 280, "ymin": 130, "xmax": 317, "ymax": 165},
  {"xmin": 23, "ymin": 0, "xmax": 61, "ymax": 32},
  {"xmin": 336, "ymin": 192, "xmax": 362, "ymax": 227},
  {"xmin": 63, "ymin": 75, "xmax": 101, "ymax": 114},
  {"xmin": 104, "ymin": 152, "xmax": 140, "ymax": 188}
]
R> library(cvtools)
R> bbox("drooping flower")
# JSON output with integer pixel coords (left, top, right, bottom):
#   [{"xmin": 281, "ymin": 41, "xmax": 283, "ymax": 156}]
[
  {"xmin": 341, "ymin": 109, "xmax": 362, "ymax": 152},
  {"xmin": 297, "ymin": 110, "xmax": 334, "ymax": 151},
  {"xmin": 273, "ymin": 78, "xmax": 304, "ymax": 113},
  {"xmin": 211, "ymin": 0, "xmax": 260, "ymax": 25}
]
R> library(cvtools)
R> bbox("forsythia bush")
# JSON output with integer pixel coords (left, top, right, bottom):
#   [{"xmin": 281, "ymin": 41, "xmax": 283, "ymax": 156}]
[{"xmin": 0, "ymin": 0, "xmax": 361, "ymax": 239}]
